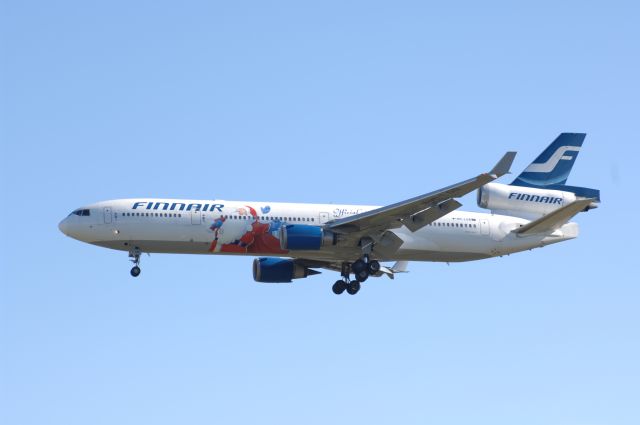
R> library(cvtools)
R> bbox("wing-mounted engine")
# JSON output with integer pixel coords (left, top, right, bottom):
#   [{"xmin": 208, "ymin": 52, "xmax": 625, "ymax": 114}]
[
  {"xmin": 279, "ymin": 225, "xmax": 336, "ymax": 250},
  {"xmin": 252, "ymin": 258, "xmax": 320, "ymax": 283},
  {"xmin": 477, "ymin": 182, "xmax": 585, "ymax": 219}
]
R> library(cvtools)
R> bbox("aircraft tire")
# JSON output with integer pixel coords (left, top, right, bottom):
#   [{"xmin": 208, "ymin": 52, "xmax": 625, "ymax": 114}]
[
  {"xmin": 130, "ymin": 266, "xmax": 141, "ymax": 277},
  {"xmin": 347, "ymin": 281, "xmax": 361, "ymax": 295},
  {"xmin": 352, "ymin": 259, "xmax": 367, "ymax": 274},
  {"xmin": 368, "ymin": 260, "xmax": 381, "ymax": 274},
  {"xmin": 332, "ymin": 281, "xmax": 346, "ymax": 295},
  {"xmin": 354, "ymin": 269, "xmax": 369, "ymax": 282}
]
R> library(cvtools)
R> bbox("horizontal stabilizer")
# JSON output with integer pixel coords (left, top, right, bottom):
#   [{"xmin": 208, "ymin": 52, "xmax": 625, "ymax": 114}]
[{"xmin": 513, "ymin": 198, "xmax": 595, "ymax": 236}]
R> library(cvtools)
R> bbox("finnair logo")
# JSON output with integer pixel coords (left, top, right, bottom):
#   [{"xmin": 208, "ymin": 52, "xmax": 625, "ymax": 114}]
[
  {"xmin": 524, "ymin": 146, "xmax": 581, "ymax": 173},
  {"xmin": 509, "ymin": 192, "xmax": 562, "ymax": 205}
]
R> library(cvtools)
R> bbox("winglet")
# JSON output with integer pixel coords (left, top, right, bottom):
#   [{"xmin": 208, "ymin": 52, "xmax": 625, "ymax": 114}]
[{"xmin": 490, "ymin": 151, "xmax": 517, "ymax": 178}]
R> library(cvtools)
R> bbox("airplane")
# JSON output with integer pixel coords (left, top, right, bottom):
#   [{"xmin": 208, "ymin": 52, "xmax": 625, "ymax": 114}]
[{"xmin": 59, "ymin": 133, "xmax": 600, "ymax": 295}]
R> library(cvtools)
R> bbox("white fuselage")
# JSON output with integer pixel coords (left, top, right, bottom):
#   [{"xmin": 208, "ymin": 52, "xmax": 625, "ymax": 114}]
[{"xmin": 58, "ymin": 198, "xmax": 579, "ymax": 263}]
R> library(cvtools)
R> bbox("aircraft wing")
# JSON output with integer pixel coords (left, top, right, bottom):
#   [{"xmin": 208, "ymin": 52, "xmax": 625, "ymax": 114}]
[
  {"xmin": 512, "ymin": 198, "xmax": 595, "ymax": 236},
  {"xmin": 327, "ymin": 151, "xmax": 517, "ymax": 235}
]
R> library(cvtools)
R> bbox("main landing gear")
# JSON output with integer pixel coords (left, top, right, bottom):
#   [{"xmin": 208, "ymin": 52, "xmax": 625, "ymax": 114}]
[
  {"xmin": 129, "ymin": 247, "xmax": 142, "ymax": 277},
  {"xmin": 332, "ymin": 256, "xmax": 381, "ymax": 295},
  {"xmin": 332, "ymin": 279, "xmax": 361, "ymax": 295}
]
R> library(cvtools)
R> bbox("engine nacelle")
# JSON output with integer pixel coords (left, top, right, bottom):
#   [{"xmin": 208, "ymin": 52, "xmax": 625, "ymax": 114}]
[
  {"xmin": 477, "ymin": 182, "xmax": 576, "ymax": 219},
  {"xmin": 279, "ymin": 224, "xmax": 335, "ymax": 250},
  {"xmin": 252, "ymin": 258, "xmax": 316, "ymax": 283}
]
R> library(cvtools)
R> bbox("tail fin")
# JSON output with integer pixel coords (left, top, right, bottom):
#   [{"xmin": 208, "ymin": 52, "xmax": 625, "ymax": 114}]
[{"xmin": 511, "ymin": 133, "xmax": 585, "ymax": 187}]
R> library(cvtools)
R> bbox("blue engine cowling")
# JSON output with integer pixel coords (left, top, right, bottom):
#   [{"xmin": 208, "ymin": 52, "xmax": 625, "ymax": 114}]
[
  {"xmin": 252, "ymin": 258, "xmax": 319, "ymax": 283},
  {"xmin": 279, "ymin": 224, "xmax": 334, "ymax": 250}
]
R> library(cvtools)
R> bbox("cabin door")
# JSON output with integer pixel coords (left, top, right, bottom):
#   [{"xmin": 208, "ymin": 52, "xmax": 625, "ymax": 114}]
[
  {"xmin": 480, "ymin": 219, "xmax": 489, "ymax": 235},
  {"xmin": 191, "ymin": 210, "xmax": 201, "ymax": 225},
  {"xmin": 104, "ymin": 207, "xmax": 112, "ymax": 224}
]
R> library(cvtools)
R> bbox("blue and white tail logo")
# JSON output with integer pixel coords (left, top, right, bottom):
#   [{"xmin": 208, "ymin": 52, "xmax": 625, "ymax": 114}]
[{"xmin": 511, "ymin": 133, "xmax": 585, "ymax": 187}]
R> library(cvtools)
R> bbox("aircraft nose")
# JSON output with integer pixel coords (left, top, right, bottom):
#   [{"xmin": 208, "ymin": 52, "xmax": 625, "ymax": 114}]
[{"xmin": 58, "ymin": 218, "xmax": 69, "ymax": 235}]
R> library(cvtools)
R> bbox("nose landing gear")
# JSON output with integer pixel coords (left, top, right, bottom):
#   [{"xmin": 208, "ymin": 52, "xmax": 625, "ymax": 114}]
[{"xmin": 129, "ymin": 247, "xmax": 142, "ymax": 277}]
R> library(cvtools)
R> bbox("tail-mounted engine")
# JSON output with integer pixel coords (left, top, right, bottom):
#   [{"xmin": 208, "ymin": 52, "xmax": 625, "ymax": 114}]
[{"xmin": 477, "ymin": 182, "xmax": 577, "ymax": 219}]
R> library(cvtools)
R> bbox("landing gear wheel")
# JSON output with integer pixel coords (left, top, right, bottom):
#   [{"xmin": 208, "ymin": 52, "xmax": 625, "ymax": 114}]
[
  {"xmin": 130, "ymin": 266, "xmax": 141, "ymax": 277},
  {"xmin": 355, "ymin": 270, "xmax": 369, "ymax": 282},
  {"xmin": 352, "ymin": 259, "xmax": 367, "ymax": 274},
  {"xmin": 347, "ymin": 281, "xmax": 361, "ymax": 295},
  {"xmin": 368, "ymin": 260, "xmax": 381, "ymax": 275},
  {"xmin": 332, "ymin": 280, "xmax": 346, "ymax": 295}
]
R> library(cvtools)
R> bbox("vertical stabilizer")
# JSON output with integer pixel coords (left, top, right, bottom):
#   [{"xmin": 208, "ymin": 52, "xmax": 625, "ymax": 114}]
[{"xmin": 511, "ymin": 133, "xmax": 585, "ymax": 187}]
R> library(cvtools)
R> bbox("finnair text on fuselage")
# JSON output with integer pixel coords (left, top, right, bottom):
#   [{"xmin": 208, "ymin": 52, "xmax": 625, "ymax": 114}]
[{"xmin": 132, "ymin": 201, "xmax": 225, "ymax": 212}]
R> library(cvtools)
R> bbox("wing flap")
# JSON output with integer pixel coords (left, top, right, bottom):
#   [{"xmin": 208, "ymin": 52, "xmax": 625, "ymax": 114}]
[
  {"xmin": 513, "ymin": 198, "xmax": 595, "ymax": 236},
  {"xmin": 403, "ymin": 199, "xmax": 462, "ymax": 232}
]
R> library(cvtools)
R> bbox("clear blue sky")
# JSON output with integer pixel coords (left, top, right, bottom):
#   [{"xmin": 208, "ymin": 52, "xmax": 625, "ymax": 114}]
[{"xmin": 1, "ymin": 1, "xmax": 639, "ymax": 424}]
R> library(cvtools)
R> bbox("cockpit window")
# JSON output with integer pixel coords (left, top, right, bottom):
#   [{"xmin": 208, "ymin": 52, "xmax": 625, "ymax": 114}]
[{"xmin": 69, "ymin": 209, "xmax": 91, "ymax": 216}]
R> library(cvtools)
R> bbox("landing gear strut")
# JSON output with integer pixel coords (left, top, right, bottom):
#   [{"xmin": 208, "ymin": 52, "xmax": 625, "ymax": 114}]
[
  {"xmin": 129, "ymin": 247, "xmax": 142, "ymax": 277},
  {"xmin": 351, "ymin": 255, "xmax": 381, "ymax": 282},
  {"xmin": 332, "ymin": 263, "xmax": 361, "ymax": 295},
  {"xmin": 331, "ymin": 256, "xmax": 381, "ymax": 295}
]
